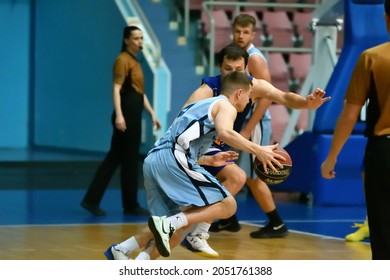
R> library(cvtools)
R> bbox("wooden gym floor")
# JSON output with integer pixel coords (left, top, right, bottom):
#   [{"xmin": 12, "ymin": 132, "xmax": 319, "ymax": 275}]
[
  {"xmin": 0, "ymin": 223, "xmax": 370, "ymax": 260},
  {"xmin": 0, "ymin": 148, "xmax": 370, "ymax": 260}
]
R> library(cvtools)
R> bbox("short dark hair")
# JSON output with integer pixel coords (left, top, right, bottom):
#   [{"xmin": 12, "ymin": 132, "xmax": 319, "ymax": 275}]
[
  {"xmin": 221, "ymin": 71, "xmax": 252, "ymax": 96},
  {"xmin": 232, "ymin": 14, "xmax": 257, "ymax": 32},
  {"xmin": 121, "ymin": 26, "xmax": 142, "ymax": 52},
  {"xmin": 218, "ymin": 43, "xmax": 249, "ymax": 67},
  {"xmin": 385, "ymin": 0, "xmax": 390, "ymax": 17}
]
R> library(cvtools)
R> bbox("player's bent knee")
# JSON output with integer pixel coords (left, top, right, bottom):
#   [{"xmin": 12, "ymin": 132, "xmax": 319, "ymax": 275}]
[
  {"xmin": 217, "ymin": 165, "xmax": 246, "ymax": 194},
  {"xmin": 219, "ymin": 196, "xmax": 237, "ymax": 218},
  {"xmin": 234, "ymin": 168, "xmax": 246, "ymax": 185}
]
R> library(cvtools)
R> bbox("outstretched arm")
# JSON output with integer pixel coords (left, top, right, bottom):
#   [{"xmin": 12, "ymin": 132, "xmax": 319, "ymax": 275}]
[{"xmin": 251, "ymin": 79, "xmax": 331, "ymax": 110}]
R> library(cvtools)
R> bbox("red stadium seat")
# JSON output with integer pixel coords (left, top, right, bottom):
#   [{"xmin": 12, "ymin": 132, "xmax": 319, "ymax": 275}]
[
  {"xmin": 289, "ymin": 52, "xmax": 312, "ymax": 84},
  {"xmin": 292, "ymin": 11, "xmax": 314, "ymax": 48},
  {"xmin": 214, "ymin": 0, "xmax": 241, "ymax": 13},
  {"xmin": 262, "ymin": 11, "xmax": 294, "ymax": 47},
  {"xmin": 268, "ymin": 52, "xmax": 290, "ymax": 92},
  {"xmin": 243, "ymin": 0, "xmax": 269, "ymax": 13},
  {"xmin": 269, "ymin": 104, "xmax": 290, "ymax": 144},
  {"xmin": 201, "ymin": 9, "xmax": 232, "ymax": 53}
]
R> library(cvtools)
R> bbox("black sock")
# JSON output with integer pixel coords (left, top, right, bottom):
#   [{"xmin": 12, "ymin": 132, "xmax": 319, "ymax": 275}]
[{"xmin": 266, "ymin": 209, "xmax": 283, "ymax": 226}]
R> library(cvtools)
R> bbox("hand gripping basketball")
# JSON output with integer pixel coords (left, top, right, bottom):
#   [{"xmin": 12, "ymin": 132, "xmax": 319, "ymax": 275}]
[{"xmin": 253, "ymin": 146, "xmax": 292, "ymax": 185}]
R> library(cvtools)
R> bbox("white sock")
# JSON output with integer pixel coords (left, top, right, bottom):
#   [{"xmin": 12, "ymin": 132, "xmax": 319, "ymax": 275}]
[
  {"xmin": 189, "ymin": 222, "xmax": 211, "ymax": 236},
  {"xmin": 166, "ymin": 212, "xmax": 188, "ymax": 230},
  {"xmin": 135, "ymin": 251, "xmax": 151, "ymax": 260},
  {"xmin": 114, "ymin": 236, "xmax": 139, "ymax": 254}
]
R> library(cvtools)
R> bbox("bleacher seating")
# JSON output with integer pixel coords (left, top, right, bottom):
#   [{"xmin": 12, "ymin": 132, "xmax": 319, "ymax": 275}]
[
  {"xmin": 292, "ymin": 11, "xmax": 314, "ymax": 48},
  {"xmin": 289, "ymin": 52, "xmax": 312, "ymax": 87},
  {"xmin": 201, "ymin": 9, "xmax": 232, "ymax": 53},
  {"xmin": 243, "ymin": 0, "xmax": 269, "ymax": 13},
  {"xmin": 274, "ymin": 0, "xmax": 303, "ymax": 13},
  {"xmin": 197, "ymin": 1, "xmax": 321, "ymax": 52},
  {"xmin": 262, "ymin": 11, "xmax": 294, "ymax": 47},
  {"xmin": 268, "ymin": 52, "xmax": 290, "ymax": 92},
  {"xmin": 288, "ymin": 52, "xmax": 312, "ymax": 133},
  {"xmin": 296, "ymin": 0, "xmax": 322, "ymax": 12},
  {"xmin": 214, "ymin": 0, "xmax": 241, "ymax": 14},
  {"xmin": 269, "ymin": 104, "xmax": 290, "ymax": 144},
  {"xmin": 187, "ymin": 0, "xmax": 328, "ymax": 147}
]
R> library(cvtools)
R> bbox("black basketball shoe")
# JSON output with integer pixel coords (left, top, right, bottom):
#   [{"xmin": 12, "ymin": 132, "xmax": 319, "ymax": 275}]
[
  {"xmin": 250, "ymin": 223, "xmax": 289, "ymax": 238},
  {"xmin": 209, "ymin": 214, "xmax": 241, "ymax": 232}
]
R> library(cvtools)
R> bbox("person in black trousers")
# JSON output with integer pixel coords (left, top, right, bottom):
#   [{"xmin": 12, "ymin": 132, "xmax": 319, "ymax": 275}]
[
  {"xmin": 81, "ymin": 26, "xmax": 161, "ymax": 216},
  {"xmin": 321, "ymin": 0, "xmax": 390, "ymax": 259}
]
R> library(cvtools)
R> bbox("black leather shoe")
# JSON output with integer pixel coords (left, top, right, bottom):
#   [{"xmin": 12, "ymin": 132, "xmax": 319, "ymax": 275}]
[
  {"xmin": 81, "ymin": 201, "xmax": 106, "ymax": 216},
  {"xmin": 123, "ymin": 206, "xmax": 149, "ymax": 216}
]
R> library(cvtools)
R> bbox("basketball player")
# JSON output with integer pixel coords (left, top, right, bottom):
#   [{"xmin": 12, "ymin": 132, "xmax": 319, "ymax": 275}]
[
  {"xmin": 209, "ymin": 13, "xmax": 289, "ymax": 240},
  {"xmin": 181, "ymin": 43, "xmax": 330, "ymax": 258},
  {"xmin": 104, "ymin": 71, "xmax": 285, "ymax": 259},
  {"xmin": 105, "ymin": 67, "xmax": 329, "ymax": 260},
  {"xmin": 321, "ymin": 0, "xmax": 390, "ymax": 260}
]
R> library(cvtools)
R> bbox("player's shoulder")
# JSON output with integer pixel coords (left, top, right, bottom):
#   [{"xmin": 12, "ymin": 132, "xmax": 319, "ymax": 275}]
[
  {"xmin": 248, "ymin": 44, "xmax": 266, "ymax": 56},
  {"xmin": 203, "ymin": 75, "xmax": 220, "ymax": 84},
  {"xmin": 248, "ymin": 51, "xmax": 267, "ymax": 65}
]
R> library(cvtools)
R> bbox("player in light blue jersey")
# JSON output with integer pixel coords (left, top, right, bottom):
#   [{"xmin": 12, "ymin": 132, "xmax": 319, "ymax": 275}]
[
  {"xmin": 229, "ymin": 13, "xmax": 288, "ymax": 239},
  {"xmin": 103, "ymin": 71, "xmax": 286, "ymax": 259}
]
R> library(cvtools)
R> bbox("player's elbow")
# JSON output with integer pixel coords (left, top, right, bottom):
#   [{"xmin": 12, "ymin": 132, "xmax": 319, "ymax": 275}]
[{"xmin": 217, "ymin": 130, "xmax": 233, "ymax": 145}]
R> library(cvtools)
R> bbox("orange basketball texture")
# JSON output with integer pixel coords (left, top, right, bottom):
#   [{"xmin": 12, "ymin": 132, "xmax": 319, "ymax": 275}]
[{"xmin": 253, "ymin": 146, "xmax": 292, "ymax": 185}]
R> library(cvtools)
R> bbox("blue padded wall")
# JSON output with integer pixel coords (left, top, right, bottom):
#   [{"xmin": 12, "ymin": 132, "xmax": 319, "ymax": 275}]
[
  {"xmin": 313, "ymin": 0, "xmax": 388, "ymax": 134},
  {"xmin": 275, "ymin": 0, "xmax": 388, "ymax": 205},
  {"xmin": 0, "ymin": 0, "xmax": 30, "ymax": 148},
  {"xmin": 275, "ymin": 133, "xmax": 366, "ymax": 205}
]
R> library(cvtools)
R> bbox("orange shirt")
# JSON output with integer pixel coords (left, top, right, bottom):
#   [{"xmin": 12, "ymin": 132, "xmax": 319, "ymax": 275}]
[
  {"xmin": 113, "ymin": 51, "xmax": 144, "ymax": 95},
  {"xmin": 345, "ymin": 42, "xmax": 390, "ymax": 136}
]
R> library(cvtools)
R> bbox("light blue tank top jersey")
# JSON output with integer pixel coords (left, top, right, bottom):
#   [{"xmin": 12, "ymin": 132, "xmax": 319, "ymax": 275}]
[
  {"xmin": 202, "ymin": 75, "xmax": 253, "ymax": 132},
  {"xmin": 246, "ymin": 44, "xmax": 271, "ymax": 121},
  {"xmin": 150, "ymin": 95, "xmax": 229, "ymax": 161}
]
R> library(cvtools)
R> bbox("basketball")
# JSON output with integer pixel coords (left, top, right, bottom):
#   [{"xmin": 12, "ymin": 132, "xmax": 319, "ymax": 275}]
[{"xmin": 253, "ymin": 146, "xmax": 292, "ymax": 185}]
